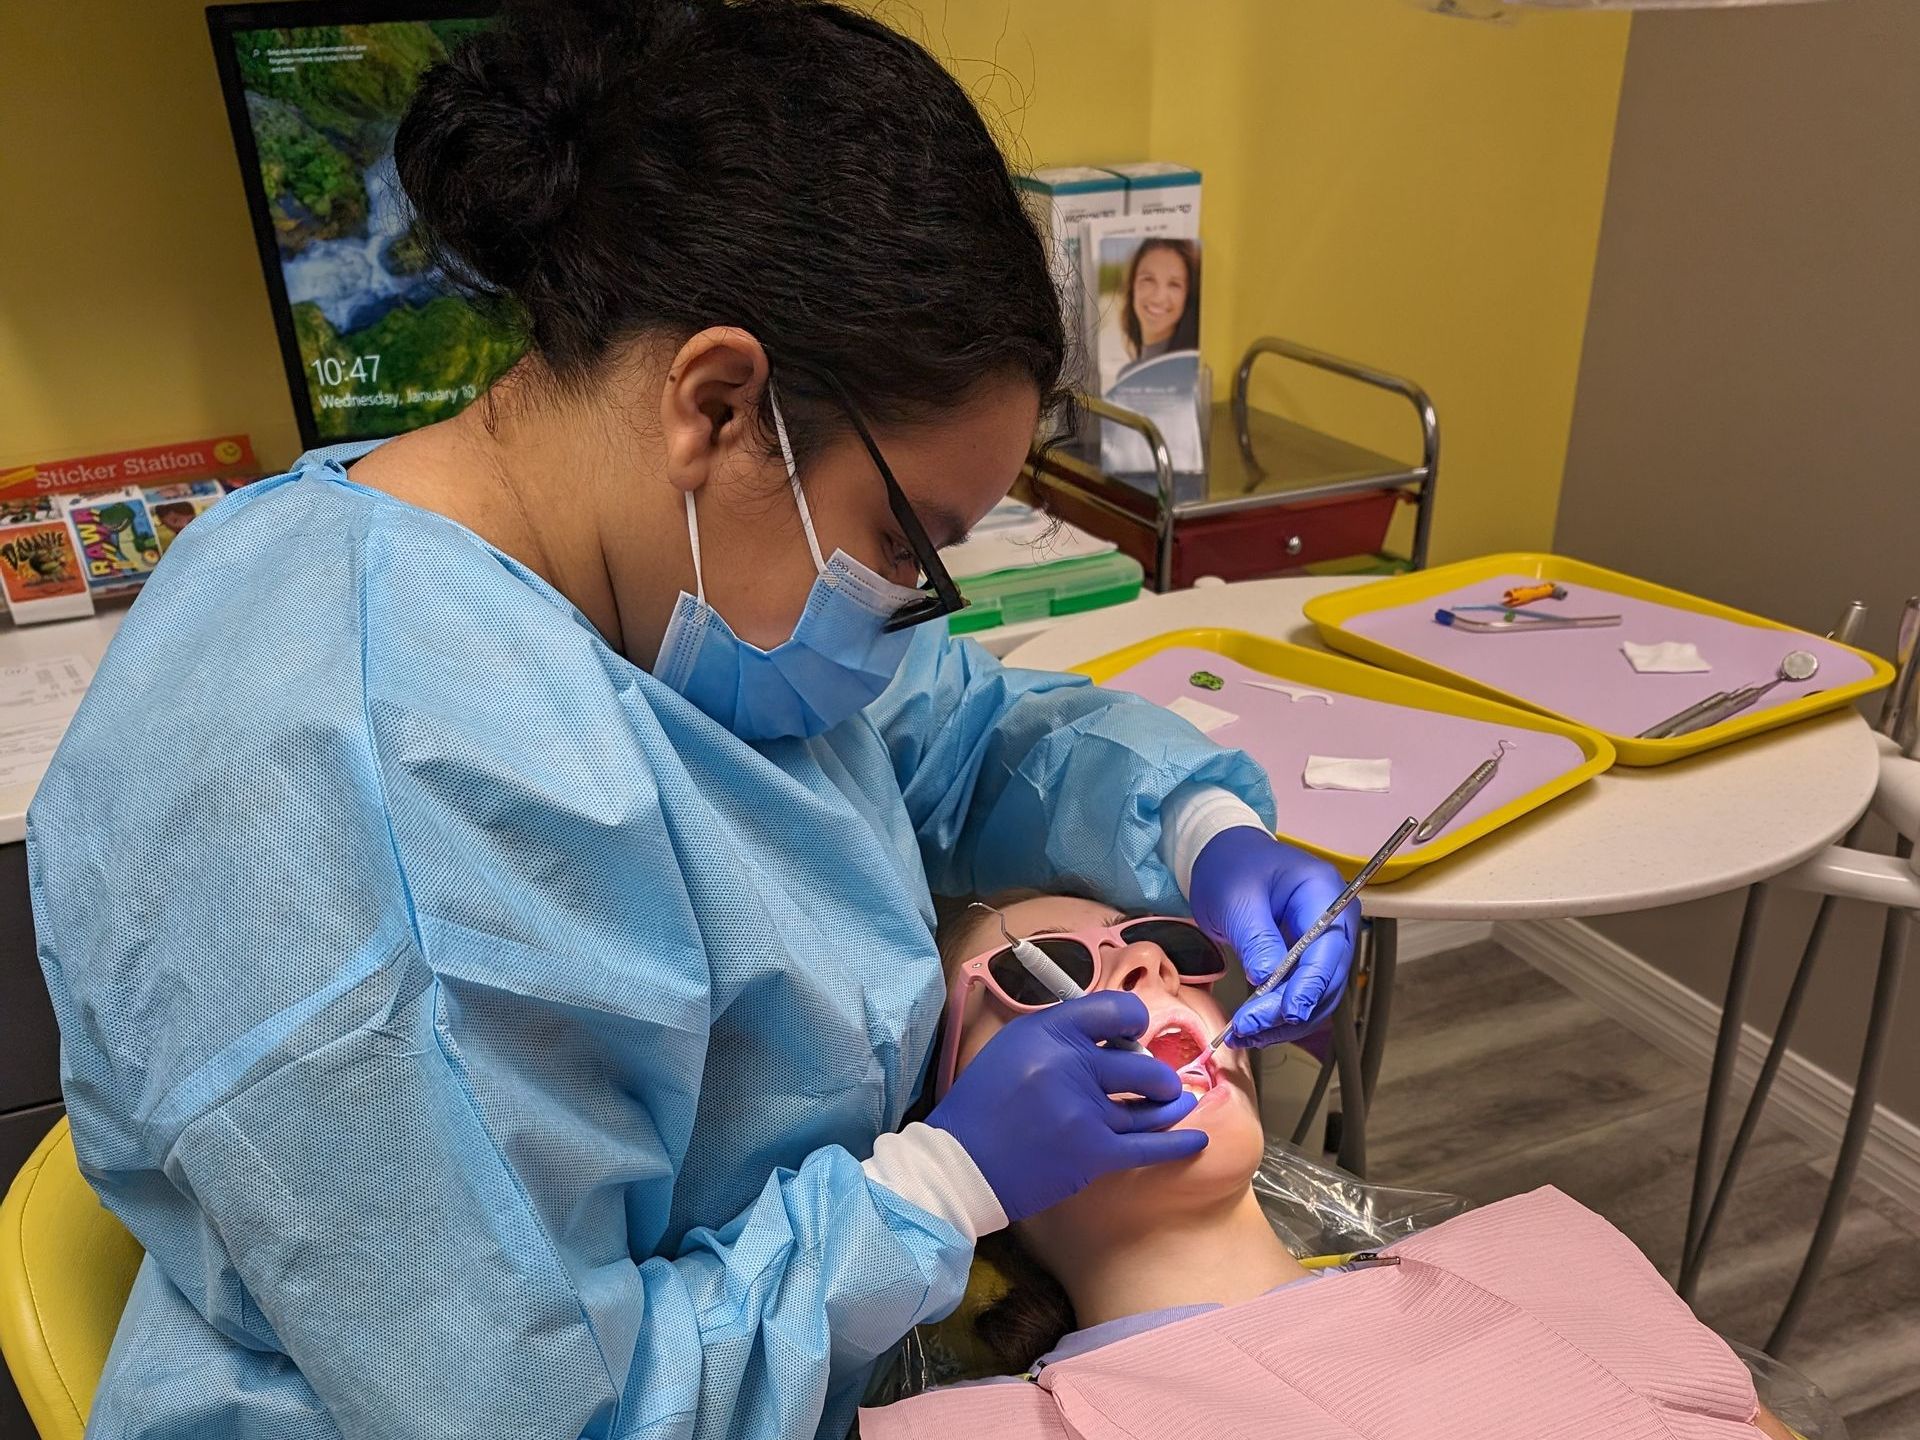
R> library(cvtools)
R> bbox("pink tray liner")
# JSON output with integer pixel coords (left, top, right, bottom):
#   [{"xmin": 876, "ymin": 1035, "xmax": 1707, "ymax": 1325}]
[
  {"xmin": 1105, "ymin": 646, "xmax": 1588, "ymax": 853},
  {"xmin": 1340, "ymin": 573, "xmax": 1876, "ymax": 737}
]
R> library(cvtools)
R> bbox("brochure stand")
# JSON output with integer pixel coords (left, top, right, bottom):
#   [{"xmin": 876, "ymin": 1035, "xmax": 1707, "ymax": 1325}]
[{"xmin": 1025, "ymin": 336, "xmax": 1439, "ymax": 592}]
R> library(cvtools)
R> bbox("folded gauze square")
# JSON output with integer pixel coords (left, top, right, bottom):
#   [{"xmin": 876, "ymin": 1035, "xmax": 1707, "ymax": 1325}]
[
  {"xmin": 1621, "ymin": 641, "xmax": 1710, "ymax": 674},
  {"xmin": 1165, "ymin": 695, "xmax": 1238, "ymax": 734},
  {"xmin": 1303, "ymin": 756, "xmax": 1392, "ymax": 793}
]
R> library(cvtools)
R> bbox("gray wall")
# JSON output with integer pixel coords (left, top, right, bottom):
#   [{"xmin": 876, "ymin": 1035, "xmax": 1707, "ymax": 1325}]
[{"xmin": 1554, "ymin": 0, "xmax": 1920, "ymax": 1122}]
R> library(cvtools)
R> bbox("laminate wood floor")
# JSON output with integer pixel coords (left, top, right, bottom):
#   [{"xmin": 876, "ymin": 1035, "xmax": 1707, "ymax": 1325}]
[{"xmin": 1358, "ymin": 941, "xmax": 1920, "ymax": 1440}]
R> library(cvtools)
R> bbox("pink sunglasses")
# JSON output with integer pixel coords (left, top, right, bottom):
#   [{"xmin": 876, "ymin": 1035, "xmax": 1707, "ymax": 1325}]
[{"xmin": 933, "ymin": 916, "xmax": 1227, "ymax": 1100}]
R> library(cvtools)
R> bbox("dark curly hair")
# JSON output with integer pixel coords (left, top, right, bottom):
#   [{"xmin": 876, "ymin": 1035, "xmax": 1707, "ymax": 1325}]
[{"xmin": 394, "ymin": 0, "xmax": 1065, "ymax": 463}]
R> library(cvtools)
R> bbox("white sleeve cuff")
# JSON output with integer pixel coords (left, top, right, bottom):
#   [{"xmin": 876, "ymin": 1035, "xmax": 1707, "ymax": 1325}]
[
  {"xmin": 862, "ymin": 1122, "xmax": 1008, "ymax": 1241},
  {"xmin": 1160, "ymin": 781, "xmax": 1269, "ymax": 896}
]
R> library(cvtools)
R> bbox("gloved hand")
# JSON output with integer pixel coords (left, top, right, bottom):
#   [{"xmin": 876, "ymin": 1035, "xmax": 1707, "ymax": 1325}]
[
  {"xmin": 1188, "ymin": 825, "xmax": 1356, "ymax": 1048},
  {"xmin": 927, "ymin": 991, "xmax": 1208, "ymax": 1223}
]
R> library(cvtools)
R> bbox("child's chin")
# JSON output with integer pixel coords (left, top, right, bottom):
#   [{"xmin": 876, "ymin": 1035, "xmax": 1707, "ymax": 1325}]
[{"xmin": 1174, "ymin": 1091, "xmax": 1265, "ymax": 1162}]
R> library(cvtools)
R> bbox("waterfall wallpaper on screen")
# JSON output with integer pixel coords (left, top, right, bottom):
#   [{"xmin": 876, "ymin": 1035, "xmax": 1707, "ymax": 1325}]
[{"xmin": 227, "ymin": 17, "xmax": 524, "ymax": 440}]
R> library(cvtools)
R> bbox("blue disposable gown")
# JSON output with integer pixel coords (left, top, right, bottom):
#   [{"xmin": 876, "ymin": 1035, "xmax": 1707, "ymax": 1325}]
[{"xmin": 27, "ymin": 447, "xmax": 1274, "ymax": 1440}]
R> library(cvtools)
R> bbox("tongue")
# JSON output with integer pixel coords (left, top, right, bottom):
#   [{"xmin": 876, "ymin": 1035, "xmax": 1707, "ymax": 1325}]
[{"xmin": 1148, "ymin": 1030, "xmax": 1201, "ymax": 1069}]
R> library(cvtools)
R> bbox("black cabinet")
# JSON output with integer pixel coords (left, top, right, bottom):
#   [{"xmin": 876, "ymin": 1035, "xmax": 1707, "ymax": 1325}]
[
  {"xmin": 1, "ymin": 842, "xmax": 65, "ymax": 1440},
  {"xmin": 1, "ymin": 843, "xmax": 61, "ymax": 1114},
  {"xmin": 0, "ymin": 1101, "xmax": 63, "ymax": 1195}
]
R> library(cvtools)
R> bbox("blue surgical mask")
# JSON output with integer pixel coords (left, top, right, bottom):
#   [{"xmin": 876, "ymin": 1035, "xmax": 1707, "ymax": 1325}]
[{"xmin": 652, "ymin": 387, "xmax": 927, "ymax": 740}]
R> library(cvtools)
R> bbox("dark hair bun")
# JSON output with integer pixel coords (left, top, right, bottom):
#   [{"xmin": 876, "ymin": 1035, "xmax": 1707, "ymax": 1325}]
[
  {"xmin": 396, "ymin": 3, "xmax": 620, "ymax": 291},
  {"xmin": 395, "ymin": 0, "xmax": 1065, "ymax": 444}
]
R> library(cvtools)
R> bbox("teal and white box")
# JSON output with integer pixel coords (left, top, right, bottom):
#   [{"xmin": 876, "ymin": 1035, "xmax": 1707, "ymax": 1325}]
[
  {"xmin": 1016, "ymin": 166, "xmax": 1126, "ymax": 400},
  {"xmin": 1103, "ymin": 162, "xmax": 1202, "ymax": 227},
  {"xmin": 1016, "ymin": 164, "xmax": 1127, "ymax": 255}
]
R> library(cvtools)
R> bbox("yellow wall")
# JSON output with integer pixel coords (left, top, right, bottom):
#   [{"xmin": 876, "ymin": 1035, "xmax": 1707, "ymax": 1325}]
[
  {"xmin": 1145, "ymin": 3, "xmax": 1631, "ymax": 562},
  {"xmin": 890, "ymin": 0, "xmax": 1632, "ymax": 563},
  {"xmin": 3, "ymin": 0, "xmax": 1628, "ymax": 561},
  {"xmin": 0, "ymin": 0, "xmax": 307, "ymax": 468},
  {"xmin": 876, "ymin": 0, "xmax": 1155, "ymax": 171}
]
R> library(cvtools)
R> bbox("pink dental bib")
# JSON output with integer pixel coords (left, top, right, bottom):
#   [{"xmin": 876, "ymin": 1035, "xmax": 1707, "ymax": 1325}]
[{"xmin": 860, "ymin": 1187, "xmax": 1763, "ymax": 1440}]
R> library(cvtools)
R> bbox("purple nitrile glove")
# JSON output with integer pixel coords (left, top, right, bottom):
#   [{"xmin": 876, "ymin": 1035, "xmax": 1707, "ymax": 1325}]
[
  {"xmin": 1187, "ymin": 826, "xmax": 1356, "ymax": 1047},
  {"xmin": 927, "ymin": 991, "xmax": 1208, "ymax": 1223}
]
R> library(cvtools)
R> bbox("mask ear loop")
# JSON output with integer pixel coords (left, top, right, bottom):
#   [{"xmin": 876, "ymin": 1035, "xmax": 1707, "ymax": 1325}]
[
  {"xmin": 682, "ymin": 491, "xmax": 706, "ymax": 604},
  {"xmin": 766, "ymin": 382, "xmax": 828, "ymax": 575}
]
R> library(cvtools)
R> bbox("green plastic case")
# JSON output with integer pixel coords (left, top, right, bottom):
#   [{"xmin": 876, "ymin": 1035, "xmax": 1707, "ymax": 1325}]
[{"xmin": 947, "ymin": 551, "xmax": 1144, "ymax": 635}]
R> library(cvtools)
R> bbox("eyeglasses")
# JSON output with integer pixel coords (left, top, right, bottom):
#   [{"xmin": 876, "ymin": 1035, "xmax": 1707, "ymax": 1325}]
[
  {"xmin": 933, "ymin": 917, "xmax": 1227, "ymax": 1100},
  {"xmin": 793, "ymin": 366, "xmax": 970, "ymax": 633}
]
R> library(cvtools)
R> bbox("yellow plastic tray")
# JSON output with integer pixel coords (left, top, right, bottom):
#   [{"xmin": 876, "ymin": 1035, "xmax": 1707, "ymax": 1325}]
[
  {"xmin": 1074, "ymin": 628, "xmax": 1615, "ymax": 883},
  {"xmin": 1303, "ymin": 554, "xmax": 1896, "ymax": 767}
]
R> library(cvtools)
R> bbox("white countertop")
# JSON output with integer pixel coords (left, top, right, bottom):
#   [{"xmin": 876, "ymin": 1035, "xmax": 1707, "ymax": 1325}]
[
  {"xmin": 1005, "ymin": 577, "xmax": 1882, "ymax": 921},
  {"xmin": 0, "ymin": 608, "xmax": 127, "ymax": 846}
]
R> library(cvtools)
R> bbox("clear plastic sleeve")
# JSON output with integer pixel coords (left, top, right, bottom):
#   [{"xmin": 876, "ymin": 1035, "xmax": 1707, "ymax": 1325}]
[
  {"xmin": 1247, "ymin": 1141, "xmax": 1470, "ymax": 1255},
  {"xmin": 1730, "ymin": 1340, "xmax": 1849, "ymax": 1440}
]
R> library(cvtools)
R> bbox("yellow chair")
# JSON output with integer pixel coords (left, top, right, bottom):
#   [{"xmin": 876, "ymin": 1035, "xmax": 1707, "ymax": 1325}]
[{"xmin": 0, "ymin": 1117, "xmax": 144, "ymax": 1440}]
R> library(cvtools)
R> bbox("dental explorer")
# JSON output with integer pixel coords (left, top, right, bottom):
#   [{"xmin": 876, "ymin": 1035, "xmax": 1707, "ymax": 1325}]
[
  {"xmin": 1414, "ymin": 740, "xmax": 1513, "ymax": 844},
  {"xmin": 1201, "ymin": 816, "xmax": 1419, "ymax": 1061}
]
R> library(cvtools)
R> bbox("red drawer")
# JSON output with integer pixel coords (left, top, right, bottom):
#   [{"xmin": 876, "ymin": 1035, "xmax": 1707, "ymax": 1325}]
[
  {"xmin": 1170, "ymin": 490, "xmax": 1401, "ymax": 587},
  {"xmin": 1031, "ymin": 476, "xmax": 1404, "ymax": 590}
]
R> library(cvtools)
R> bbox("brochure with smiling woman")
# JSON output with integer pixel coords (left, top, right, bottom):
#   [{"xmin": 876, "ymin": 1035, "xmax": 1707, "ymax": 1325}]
[{"xmin": 1084, "ymin": 214, "xmax": 1206, "ymax": 476}]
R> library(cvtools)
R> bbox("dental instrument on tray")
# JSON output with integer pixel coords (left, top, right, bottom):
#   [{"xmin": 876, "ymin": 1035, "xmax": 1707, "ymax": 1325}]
[
  {"xmin": 974, "ymin": 904, "xmax": 1143, "ymax": 1052},
  {"xmin": 1201, "ymin": 816, "xmax": 1419, "ymax": 1060},
  {"xmin": 1414, "ymin": 740, "xmax": 1514, "ymax": 844},
  {"xmin": 1669, "ymin": 649, "xmax": 1819, "ymax": 735},
  {"xmin": 1502, "ymin": 583, "xmax": 1568, "ymax": 608},
  {"xmin": 1434, "ymin": 606, "xmax": 1622, "ymax": 633},
  {"xmin": 1640, "ymin": 690, "xmax": 1735, "ymax": 740}
]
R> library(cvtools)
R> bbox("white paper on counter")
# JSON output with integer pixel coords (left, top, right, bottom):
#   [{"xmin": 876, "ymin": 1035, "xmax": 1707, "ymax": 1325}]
[
  {"xmin": 0, "ymin": 652, "xmax": 95, "ymax": 789},
  {"xmin": 939, "ymin": 499, "xmax": 1115, "ymax": 579}
]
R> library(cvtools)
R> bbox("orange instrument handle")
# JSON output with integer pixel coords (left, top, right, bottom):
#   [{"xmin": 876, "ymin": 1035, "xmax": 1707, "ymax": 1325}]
[{"xmin": 1502, "ymin": 583, "xmax": 1564, "ymax": 608}]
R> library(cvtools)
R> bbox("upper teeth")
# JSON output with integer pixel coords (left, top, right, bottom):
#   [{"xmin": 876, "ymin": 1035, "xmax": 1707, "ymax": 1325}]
[{"xmin": 1157, "ymin": 1025, "xmax": 1184, "ymax": 1040}]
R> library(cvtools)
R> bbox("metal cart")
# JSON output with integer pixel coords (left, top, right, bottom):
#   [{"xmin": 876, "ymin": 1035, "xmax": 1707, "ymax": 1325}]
[{"xmin": 1025, "ymin": 336, "xmax": 1440, "ymax": 591}]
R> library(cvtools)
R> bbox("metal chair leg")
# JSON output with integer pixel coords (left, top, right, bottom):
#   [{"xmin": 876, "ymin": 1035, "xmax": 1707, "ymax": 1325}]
[
  {"xmin": 1290, "ymin": 1055, "xmax": 1336, "ymax": 1149},
  {"xmin": 1679, "ymin": 889, "xmax": 1838, "ymax": 1296},
  {"xmin": 1682, "ymin": 811, "xmax": 1870, "ymax": 1286},
  {"xmin": 1332, "ymin": 982, "xmax": 1368, "ymax": 1177},
  {"xmin": 1681, "ymin": 885, "xmax": 1769, "ymax": 1294},
  {"xmin": 1285, "ymin": 921, "xmax": 1373, "ymax": 1158},
  {"xmin": 1767, "ymin": 901, "xmax": 1912, "ymax": 1352},
  {"xmin": 1359, "ymin": 917, "xmax": 1399, "ymax": 1101}
]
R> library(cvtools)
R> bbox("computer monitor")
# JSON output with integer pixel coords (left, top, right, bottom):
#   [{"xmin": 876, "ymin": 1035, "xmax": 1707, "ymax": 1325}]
[{"xmin": 207, "ymin": 2, "xmax": 522, "ymax": 451}]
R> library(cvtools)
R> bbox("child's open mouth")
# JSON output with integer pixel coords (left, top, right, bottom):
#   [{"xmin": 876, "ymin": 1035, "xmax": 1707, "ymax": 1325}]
[{"xmin": 1146, "ymin": 1019, "xmax": 1218, "ymax": 1095}]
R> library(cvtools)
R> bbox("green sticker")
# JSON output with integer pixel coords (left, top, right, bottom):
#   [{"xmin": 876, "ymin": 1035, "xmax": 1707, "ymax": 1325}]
[{"xmin": 1189, "ymin": 669, "xmax": 1224, "ymax": 691}]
